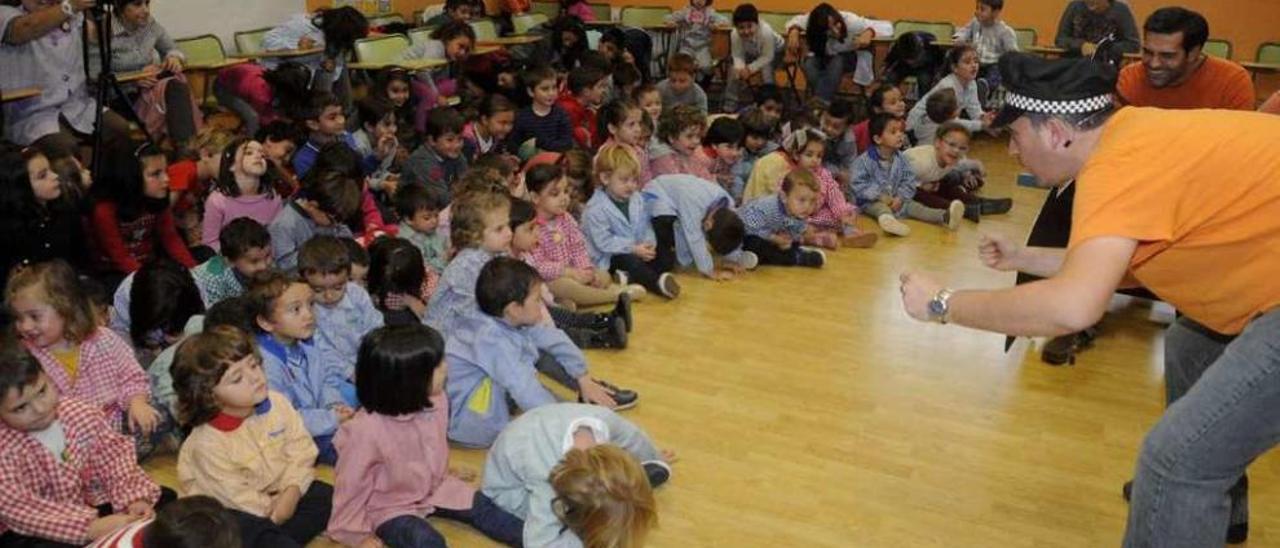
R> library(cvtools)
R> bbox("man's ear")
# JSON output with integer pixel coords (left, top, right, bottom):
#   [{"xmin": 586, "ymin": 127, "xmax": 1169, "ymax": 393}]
[{"xmin": 305, "ymin": 119, "xmax": 321, "ymax": 132}]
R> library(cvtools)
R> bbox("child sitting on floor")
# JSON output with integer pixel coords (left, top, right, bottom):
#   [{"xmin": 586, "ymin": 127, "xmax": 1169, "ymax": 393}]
[
  {"xmin": 293, "ymin": 92, "xmax": 360, "ymax": 179},
  {"xmin": 202, "ymin": 138, "xmax": 283, "ymax": 251},
  {"xmin": 851, "ymin": 114, "xmax": 964, "ymax": 237},
  {"xmin": 444, "ymin": 258, "xmax": 637, "ymax": 448},
  {"xmin": 350, "ymin": 96, "xmax": 402, "ymax": 199},
  {"xmin": 482, "ymin": 402, "xmax": 673, "ymax": 547},
  {"xmin": 596, "ymin": 99, "xmax": 654, "ymax": 188},
  {"xmin": 173, "ymin": 325, "xmax": 333, "ymax": 548},
  {"xmin": 464, "ymin": 94, "xmax": 518, "ymax": 160},
  {"xmin": 268, "ymin": 170, "xmax": 363, "ymax": 272},
  {"xmin": 395, "ymin": 184, "xmax": 450, "ymax": 274},
  {"xmin": 907, "ymin": 45, "xmax": 995, "ymax": 145},
  {"xmin": 191, "ymin": 218, "xmax": 274, "ymax": 307},
  {"xmin": 507, "ymin": 65, "xmax": 575, "ymax": 153},
  {"xmin": 739, "ymin": 169, "xmax": 827, "ymax": 268},
  {"xmin": 557, "ymin": 66, "xmax": 611, "ymax": 149},
  {"xmin": 328, "ymin": 325, "xmax": 525, "ymax": 547},
  {"xmin": 643, "ymin": 174, "xmax": 754, "ymax": 280},
  {"xmin": 584, "ymin": 144, "xmax": 681, "ymax": 299},
  {"xmin": 656, "ymin": 53, "xmax": 709, "ymax": 113},
  {"xmin": 698, "ymin": 117, "xmax": 745, "ymax": 195},
  {"xmin": 298, "ymin": 237, "xmax": 383, "ymax": 399},
  {"xmin": 0, "ymin": 339, "xmax": 166, "ymax": 547},
  {"xmin": 650, "ymin": 105, "xmax": 712, "ymax": 180},
  {"xmin": 732, "ymin": 109, "xmax": 780, "ymax": 203},
  {"xmin": 854, "ymin": 84, "xmax": 908, "ymax": 152},
  {"xmin": 403, "ymin": 108, "xmax": 470, "ymax": 202},
  {"xmin": 903, "ymin": 122, "xmax": 1012, "ymax": 222}
]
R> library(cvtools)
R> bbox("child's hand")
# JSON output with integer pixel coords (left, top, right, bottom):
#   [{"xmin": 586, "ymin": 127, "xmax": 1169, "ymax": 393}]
[
  {"xmin": 589, "ymin": 270, "xmax": 611, "ymax": 288},
  {"xmin": 661, "ymin": 448, "xmax": 679, "ymax": 463},
  {"xmin": 890, "ymin": 197, "xmax": 903, "ymax": 212},
  {"xmin": 449, "ymin": 465, "xmax": 479, "ymax": 483},
  {"xmin": 127, "ymin": 396, "xmax": 161, "ymax": 435},
  {"xmin": 382, "ymin": 174, "xmax": 400, "ymax": 198},
  {"xmin": 773, "ymin": 233, "xmax": 793, "ymax": 249},
  {"xmin": 297, "ymin": 37, "xmax": 317, "ymax": 50},
  {"xmin": 632, "ymin": 244, "xmax": 657, "ymax": 261},
  {"xmin": 334, "ymin": 405, "xmax": 355, "ymax": 422},
  {"xmin": 578, "ymin": 377, "xmax": 618, "ymax": 408},
  {"xmin": 710, "ymin": 269, "xmax": 737, "ymax": 281},
  {"xmin": 376, "ymin": 134, "xmax": 398, "ymax": 160},
  {"xmin": 87, "ymin": 514, "xmax": 141, "ymax": 541},
  {"xmin": 568, "ymin": 268, "xmax": 595, "ymax": 285},
  {"xmin": 268, "ymin": 486, "xmax": 302, "ymax": 525},
  {"xmin": 125, "ymin": 500, "xmax": 154, "ymax": 520},
  {"xmin": 980, "ymin": 111, "xmax": 997, "ymax": 128}
]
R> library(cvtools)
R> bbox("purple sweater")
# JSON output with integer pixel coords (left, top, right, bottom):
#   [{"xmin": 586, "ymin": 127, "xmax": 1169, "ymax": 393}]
[{"xmin": 201, "ymin": 191, "xmax": 284, "ymax": 250}]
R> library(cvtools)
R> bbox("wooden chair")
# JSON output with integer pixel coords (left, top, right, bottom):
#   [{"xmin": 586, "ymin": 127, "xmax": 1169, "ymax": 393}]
[
  {"xmin": 354, "ymin": 34, "xmax": 411, "ymax": 64},
  {"xmin": 513, "ymin": 13, "xmax": 550, "ymax": 34},
  {"xmin": 893, "ymin": 20, "xmax": 955, "ymax": 41},
  {"xmin": 1015, "ymin": 28, "xmax": 1037, "ymax": 49},
  {"xmin": 1258, "ymin": 42, "xmax": 1280, "ymax": 64},
  {"xmin": 1202, "ymin": 38, "xmax": 1231, "ymax": 59},
  {"xmin": 470, "ymin": 19, "xmax": 499, "ymax": 41}
]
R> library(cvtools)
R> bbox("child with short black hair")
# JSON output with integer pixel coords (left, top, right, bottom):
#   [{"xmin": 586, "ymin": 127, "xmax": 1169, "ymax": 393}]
[
  {"xmin": 852, "ymin": 114, "xmax": 963, "ymax": 237},
  {"xmin": 245, "ymin": 270, "xmax": 352, "ymax": 464},
  {"xmin": 955, "ymin": 0, "xmax": 1019, "ymax": 86},
  {"xmin": 293, "ymin": 92, "xmax": 358, "ymax": 178},
  {"xmin": 657, "ymin": 53, "xmax": 708, "ymax": 113},
  {"xmin": 724, "ymin": 3, "xmax": 785, "ymax": 112},
  {"xmin": 86, "ymin": 495, "xmax": 239, "ymax": 548},
  {"xmin": 748, "ymin": 83, "xmax": 784, "ymax": 124},
  {"xmin": 424, "ymin": 0, "xmax": 476, "ymax": 27},
  {"xmin": 173, "ymin": 325, "xmax": 333, "ymax": 547},
  {"xmin": 613, "ymin": 62, "xmax": 643, "ymax": 100},
  {"xmin": 665, "ymin": 0, "xmax": 729, "ymax": 75},
  {"xmin": 919, "ymin": 88, "xmax": 961, "ymax": 147},
  {"xmin": 328, "ymin": 324, "xmax": 525, "ymax": 547},
  {"xmin": 643, "ymin": 174, "xmax": 754, "ymax": 280},
  {"xmin": 853, "ymin": 84, "xmax": 907, "ymax": 151},
  {"xmin": 339, "ymin": 237, "xmax": 371, "ymax": 287},
  {"xmin": 445, "ymin": 258, "xmax": 637, "ymax": 448},
  {"xmin": 298, "ymin": 236, "xmax": 382, "ymax": 401},
  {"xmin": 256, "ymin": 120, "xmax": 303, "ymax": 195},
  {"xmin": 904, "ymin": 122, "xmax": 1012, "ymax": 222},
  {"xmin": 404, "ymin": 107, "xmax": 469, "ymax": 200},
  {"xmin": 366, "ymin": 237, "xmax": 433, "ymax": 327},
  {"xmin": 352, "ymin": 96, "xmax": 402, "ymax": 197},
  {"xmin": 651, "ymin": 105, "xmax": 712, "ymax": 179},
  {"xmin": 698, "ymin": 117, "xmax": 745, "ymax": 195},
  {"xmin": 395, "ymin": 184, "xmax": 450, "ymax": 273},
  {"xmin": 526, "ymin": 164, "xmax": 643, "ymax": 309},
  {"xmin": 269, "ymin": 169, "xmax": 362, "ymax": 272},
  {"xmin": 739, "ymin": 169, "xmax": 827, "ymax": 268},
  {"xmin": 0, "ymin": 337, "xmax": 166, "ymax": 547},
  {"xmin": 558, "ymin": 66, "xmax": 611, "ymax": 149},
  {"xmin": 464, "ymin": 93, "xmax": 518, "ymax": 160},
  {"xmin": 508, "ymin": 65, "xmax": 576, "ymax": 153},
  {"xmin": 483, "ymin": 402, "xmax": 672, "ymax": 547},
  {"xmin": 191, "ymin": 217, "xmax": 273, "ymax": 307},
  {"xmin": 731, "ymin": 109, "xmax": 780, "ymax": 203},
  {"xmin": 584, "ymin": 144, "xmax": 681, "ymax": 299},
  {"xmin": 818, "ymin": 99, "xmax": 859, "ymax": 184},
  {"xmin": 117, "ymin": 260, "xmax": 206, "ymax": 369}
]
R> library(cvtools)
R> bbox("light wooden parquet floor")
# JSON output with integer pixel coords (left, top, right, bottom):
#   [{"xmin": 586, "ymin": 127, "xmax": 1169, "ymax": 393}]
[{"xmin": 145, "ymin": 137, "xmax": 1280, "ymax": 547}]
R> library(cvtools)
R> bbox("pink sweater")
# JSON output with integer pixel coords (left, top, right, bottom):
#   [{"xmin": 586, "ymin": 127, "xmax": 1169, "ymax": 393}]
[
  {"xmin": 808, "ymin": 165, "xmax": 857, "ymax": 230},
  {"xmin": 327, "ymin": 393, "xmax": 474, "ymax": 546},
  {"xmin": 27, "ymin": 328, "xmax": 150, "ymax": 434},
  {"xmin": 650, "ymin": 148, "xmax": 713, "ymax": 181},
  {"xmin": 201, "ymin": 191, "xmax": 284, "ymax": 250},
  {"xmin": 529, "ymin": 212, "xmax": 594, "ymax": 280}
]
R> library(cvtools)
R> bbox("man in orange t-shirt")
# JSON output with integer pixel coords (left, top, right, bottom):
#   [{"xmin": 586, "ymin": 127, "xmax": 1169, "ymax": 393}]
[
  {"xmin": 900, "ymin": 53, "xmax": 1280, "ymax": 546},
  {"xmin": 1116, "ymin": 7, "xmax": 1254, "ymax": 110}
]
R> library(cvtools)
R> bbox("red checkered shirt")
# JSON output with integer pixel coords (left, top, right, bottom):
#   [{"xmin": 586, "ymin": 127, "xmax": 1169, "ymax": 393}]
[
  {"xmin": 529, "ymin": 213, "xmax": 594, "ymax": 281},
  {"xmin": 27, "ymin": 328, "xmax": 152, "ymax": 434},
  {"xmin": 808, "ymin": 164, "xmax": 858, "ymax": 230},
  {"xmin": 0, "ymin": 398, "xmax": 160, "ymax": 544}
]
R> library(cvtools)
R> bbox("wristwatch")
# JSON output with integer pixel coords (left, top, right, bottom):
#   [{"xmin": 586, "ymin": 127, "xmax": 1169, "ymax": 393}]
[
  {"xmin": 927, "ymin": 288, "xmax": 955, "ymax": 324},
  {"xmin": 61, "ymin": 0, "xmax": 76, "ymax": 17}
]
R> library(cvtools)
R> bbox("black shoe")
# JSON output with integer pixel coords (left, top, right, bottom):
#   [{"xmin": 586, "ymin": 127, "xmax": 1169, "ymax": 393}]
[
  {"xmin": 1227, "ymin": 522, "xmax": 1249, "ymax": 544},
  {"xmin": 1122, "ymin": 480, "xmax": 1132, "ymax": 501},
  {"xmin": 796, "ymin": 247, "xmax": 826, "ymax": 268},
  {"xmin": 613, "ymin": 292, "xmax": 632, "ymax": 333},
  {"xmin": 963, "ymin": 202, "xmax": 982, "ymax": 223},
  {"xmin": 643, "ymin": 460, "xmax": 672, "ymax": 488},
  {"xmin": 980, "ymin": 197, "xmax": 1013, "ymax": 215},
  {"xmin": 583, "ymin": 378, "xmax": 638, "ymax": 410},
  {"xmin": 1041, "ymin": 328, "xmax": 1097, "ymax": 365},
  {"xmin": 586, "ymin": 315, "xmax": 628, "ymax": 350}
]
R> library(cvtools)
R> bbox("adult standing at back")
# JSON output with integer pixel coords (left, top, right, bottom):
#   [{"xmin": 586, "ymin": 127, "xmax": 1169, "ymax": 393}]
[
  {"xmin": 1117, "ymin": 7, "xmax": 1254, "ymax": 110},
  {"xmin": 899, "ymin": 53, "xmax": 1280, "ymax": 547},
  {"xmin": 1055, "ymin": 0, "xmax": 1139, "ymax": 57}
]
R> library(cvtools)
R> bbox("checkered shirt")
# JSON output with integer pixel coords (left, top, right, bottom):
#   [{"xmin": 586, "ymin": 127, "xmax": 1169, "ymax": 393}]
[
  {"xmin": 529, "ymin": 213, "xmax": 595, "ymax": 281},
  {"xmin": 27, "ymin": 328, "xmax": 151, "ymax": 434}
]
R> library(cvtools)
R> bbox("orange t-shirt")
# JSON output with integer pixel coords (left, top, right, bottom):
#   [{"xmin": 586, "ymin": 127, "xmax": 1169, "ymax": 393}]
[
  {"xmin": 1069, "ymin": 107, "xmax": 1280, "ymax": 334},
  {"xmin": 1117, "ymin": 56, "xmax": 1255, "ymax": 110}
]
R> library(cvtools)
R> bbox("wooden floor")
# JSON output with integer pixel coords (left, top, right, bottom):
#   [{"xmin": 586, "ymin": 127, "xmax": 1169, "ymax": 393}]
[{"xmin": 145, "ymin": 137, "xmax": 1280, "ymax": 547}]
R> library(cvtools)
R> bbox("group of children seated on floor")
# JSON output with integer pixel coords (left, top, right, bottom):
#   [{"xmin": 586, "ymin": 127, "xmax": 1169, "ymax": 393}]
[{"xmin": 0, "ymin": 1, "xmax": 1025, "ymax": 546}]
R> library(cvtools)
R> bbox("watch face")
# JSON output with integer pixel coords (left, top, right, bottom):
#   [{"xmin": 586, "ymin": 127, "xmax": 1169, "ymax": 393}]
[{"xmin": 928, "ymin": 299, "xmax": 946, "ymax": 317}]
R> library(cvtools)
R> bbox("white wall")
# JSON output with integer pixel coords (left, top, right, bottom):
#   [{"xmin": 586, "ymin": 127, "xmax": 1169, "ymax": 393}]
[{"xmin": 151, "ymin": 0, "xmax": 307, "ymax": 54}]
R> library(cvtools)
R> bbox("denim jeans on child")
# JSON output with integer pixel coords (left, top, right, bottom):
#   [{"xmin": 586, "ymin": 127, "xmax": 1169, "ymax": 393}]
[
  {"xmin": 1124, "ymin": 309, "xmax": 1280, "ymax": 547},
  {"xmin": 375, "ymin": 491, "xmax": 525, "ymax": 548},
  {"xmin": 803, "ymin": 51, "xmax": 859, "ymax": 102}
]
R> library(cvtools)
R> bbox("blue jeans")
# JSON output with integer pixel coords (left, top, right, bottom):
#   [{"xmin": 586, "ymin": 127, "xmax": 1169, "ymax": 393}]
[
  {"xmin": 802, "ymin": 51, "xmax": 859, "ymax": 102},
  {"xmin": 375, "ymin": 491, "xmax": 525, "ymax": 547},
  {"xmin": 1124, "ymin": 308, "xmax": 1280, "ymax": 547}
]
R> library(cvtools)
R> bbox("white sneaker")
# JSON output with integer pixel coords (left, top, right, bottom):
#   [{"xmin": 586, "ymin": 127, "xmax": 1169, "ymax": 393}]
[
  {"xmin": 657, "ymin": 272, "xmax": 681, "ymax": 299},
  {"xmin": 625, "ymin": 284, "xmax": 647, "ymax": 301},
  {"xmin": 877, "ymin": 213, "xmax": 911, "ymax": 236},
  {"xmin": 799, "ymin": 246, "xmax": 826, "ymax": 268},
  {"xmin": 947, "ymin": 200, "xmax": 964, "ymax": 231},
  {"xmin": 614, "ymin": 270, "xmax": 630, "ymax": 287},
  {"xmin": 738, "ymin": 250, "xmax": 760, "ymax": 270}
]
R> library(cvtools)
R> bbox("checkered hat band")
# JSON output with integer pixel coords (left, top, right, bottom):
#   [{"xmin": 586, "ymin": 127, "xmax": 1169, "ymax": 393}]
[{"xmin": 1004, "ymin": 92, "xmax": 1113, "ymax": 115}]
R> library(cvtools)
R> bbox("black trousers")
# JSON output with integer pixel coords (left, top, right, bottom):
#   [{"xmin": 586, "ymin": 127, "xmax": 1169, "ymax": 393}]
[
  {"xmin": 231, "ymin": 481, "xmax": 333, "ymax": 548},
  {"xmin": 742, "ymin": 235, "xmax": 802, "ymax": 266},
  {"xmin": 609, "ymin": 253, "xmax": 671, "ymax": 294},
  {"xmin": 651, "ymin": 215, "xmax": 680, "ymax": 275},
  {"xmin": 0, "ymin": 487, "xmax": 176, "ymax": 547}
]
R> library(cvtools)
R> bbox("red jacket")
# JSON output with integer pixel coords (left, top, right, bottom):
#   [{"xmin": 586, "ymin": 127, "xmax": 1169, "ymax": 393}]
[
  {"xmin": 89, "ymin": 201, "xmax": 196, "ymax": 274},
  {"xmin": 556, "ymin": 91, "xmax": 597, "ymax": 149}
]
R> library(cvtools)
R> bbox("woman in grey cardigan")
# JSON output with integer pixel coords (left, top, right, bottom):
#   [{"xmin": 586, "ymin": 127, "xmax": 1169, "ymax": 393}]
[{"xmin": 97, "ymin": 0, "xmax": 199, "ymax": 145}]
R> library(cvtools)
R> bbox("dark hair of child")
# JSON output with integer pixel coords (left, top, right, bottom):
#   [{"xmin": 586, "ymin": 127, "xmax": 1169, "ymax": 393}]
[
  {"xmin": 339, "ymin": 237, "xmax": 370, "ymax": 268},
  {"xmin": 568, "ymin": 66, "xmax": 608, "ymax": 95},
  {"xmin": 130, "ymin": 259, "xmax": 206, "ymax": 348},
  {"xmin": 425, "ymin": 107, "xmax": 466, "ymax": 140},
  {"xmin": 704, "ymin": 117, "xmax": 744, "ymax": 146},
  {"xmin": 475, "ymin": 257, "xmax": 541, "ymax": 317},
  {"xmin": 0, "ymin": 333, "xmax": 42, "ymax": 399},
  {"xmin": 705, "ymin": 207, "xmax": 745, "ymax": 256},
  {"xmin": 925, "ymin": 88, "xmax": 960, "ymax": 125},
  {"xmin": 367, "ymin": 237, "xmax": 426, "ymax": 303},
  {"xmin": 143, "ymin": 495, "xmax": 240, "ymax": 548},
  {"xmin": 356, "ymin": 96, "xmax": 397, "ymax": 130},
  {"xmin": 298, "ymin": 235, "xmax": 353, "ymax": 277},
  {"xmin": 219, "ymin": 218, "xmax": 272, "ymax": 261},
  {"xmin": 394, "ymin": 184, "xmax": 449, "ymax": 221},
  {"xmin": 92, "ymin": 140, "xmax": 169, "ymax": 221},
  {"xmin": 869, "ymin": 112, "xmax": 904, "ymax": 140},
  {"xmin": 298, "ymin": 167, "xmax": 362, "ymax": 222},
  {"xmin": 214, "ymin": 137, "xmax": 279, "ymax": 198},
  {"xmin": 355, "ymin": 324, "xmax": 446, "ymax": 415},
  {"xmin": 203, "ymin": 296, "xmax": 258, "ymax": 335},
  {"xmin": 508, "ymin": 196, "xmax": 536, "ymax": 229},
  {"xmin": 597, "ymin": 99, "xmax": 640, "ymax": 140},
  {"xmin": 525, "ymin": 163, "xmax": 563, "ymax": 195}
]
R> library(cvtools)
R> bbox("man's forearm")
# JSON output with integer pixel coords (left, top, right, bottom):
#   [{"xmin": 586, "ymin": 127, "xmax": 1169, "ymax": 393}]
[
  {"xmin": 1015, "ymin": 246, "xmax": 1068, "ymax": 278},
  {"xmin": 4, "ymin": 4, "xmax": 71, "ymax": 45},
  {"xmin": 948, "ymin": 278, "xmax": 1102, "ymax": 337}
]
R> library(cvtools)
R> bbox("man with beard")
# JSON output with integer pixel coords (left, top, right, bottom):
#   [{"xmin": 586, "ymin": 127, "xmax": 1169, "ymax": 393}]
[{"xmin": 1117, "ymin": 7, "xmax": 1254, "ymax": 110}]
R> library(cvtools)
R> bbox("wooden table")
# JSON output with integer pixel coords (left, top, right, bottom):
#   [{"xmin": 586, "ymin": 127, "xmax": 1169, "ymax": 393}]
[
  {"xmin": 477, "ymin": 34, "xmax": 545, "ymax": 47},
  {"xmin": 1241, "ymin": 60, "xmax": 1280, "ymax": 74},
  {"xmin": 185, "ymin": 58, "xmax": 249, "ymax": 72},
  {"xmin": 1, "ymin": 87, "xmax": 40, "ymax": 102},
  {"xmin": 583, "ymin": 20, "xmax": 621, "ymax": 28},
  {"xmin": 348, "ymin": 58, "xmax": 448, "ymax": 71},
  {"xmin": 231, "ymin": 47, "xmax": 324, "ymax": 60}
]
